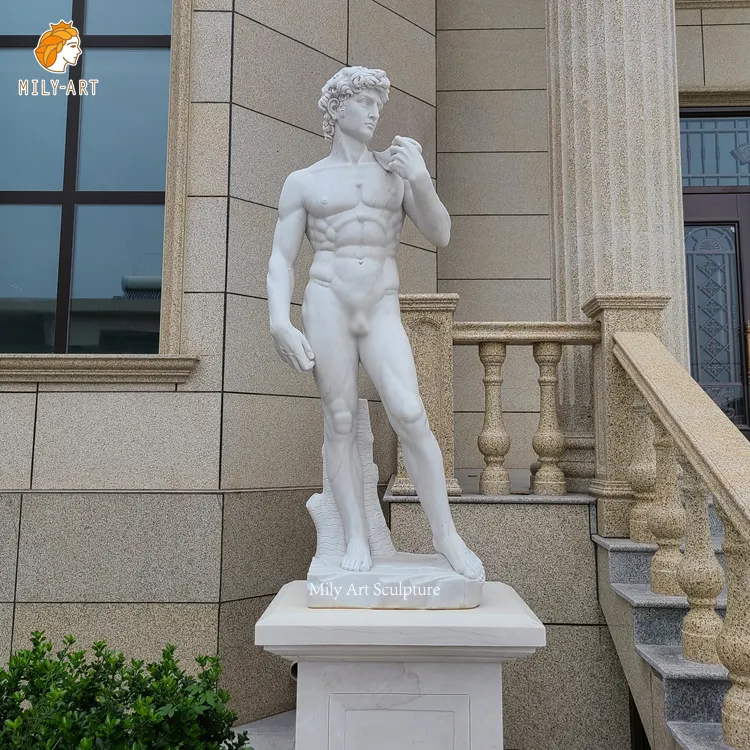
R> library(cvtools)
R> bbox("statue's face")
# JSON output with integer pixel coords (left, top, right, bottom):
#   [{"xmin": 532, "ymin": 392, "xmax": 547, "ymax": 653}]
[
  {"xmin": 61, "ymin": 36, "xmax": 82, "ymax": 66},
  {"xmin": 337, "ymin": 87, "xmax": 383, "ymax": 143}
]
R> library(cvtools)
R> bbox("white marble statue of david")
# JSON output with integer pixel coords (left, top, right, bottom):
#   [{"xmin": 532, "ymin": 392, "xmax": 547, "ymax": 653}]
[{"xmin": 266, "ymin": 66, "xmax": 484, "ymax": 585}]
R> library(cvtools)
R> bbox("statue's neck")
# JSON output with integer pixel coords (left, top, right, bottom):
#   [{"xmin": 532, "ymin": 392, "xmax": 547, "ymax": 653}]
[{"xmin": 329, "ymin": 132, "xmax": 371, "ymax": 165}]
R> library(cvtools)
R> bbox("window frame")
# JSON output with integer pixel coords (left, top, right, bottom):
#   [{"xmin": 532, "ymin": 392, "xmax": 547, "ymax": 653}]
[{"xmin": 0, "ymin": 0, "xmax": 196, "ymax": 383}]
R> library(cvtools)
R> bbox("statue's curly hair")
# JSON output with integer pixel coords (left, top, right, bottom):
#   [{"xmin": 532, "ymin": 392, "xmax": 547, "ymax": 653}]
[
  {"xmin": 35, "ymin": 20, "xmax": 80, "ymax": 70},
  {"xmin": 318, "ymin": 66, "xmax": 390, "ymax": 143}
]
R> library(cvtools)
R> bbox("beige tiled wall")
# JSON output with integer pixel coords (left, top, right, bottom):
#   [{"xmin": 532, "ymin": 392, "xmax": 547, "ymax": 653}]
[
  {"xmin": 436, "ymin": 0, "xmax": 550, "ymax": 471},
  {"xmin": 390, "ymin": 499, "xmax": 630, "ymax": 750},
  {"xmin": 676, "ymin": 8, "xmax": 750, "ymax": 89}
]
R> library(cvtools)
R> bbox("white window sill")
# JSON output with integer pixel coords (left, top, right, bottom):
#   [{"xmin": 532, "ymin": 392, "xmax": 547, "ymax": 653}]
[{"xmin": 0, "ymin": 354, "xmax": 199, "ymax": 384}]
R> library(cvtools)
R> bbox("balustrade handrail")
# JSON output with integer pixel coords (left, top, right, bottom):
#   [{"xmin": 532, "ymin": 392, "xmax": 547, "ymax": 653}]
[
  {"xmin": 613, "ymin": 330, "xmax": 750, "ymax": 540},
  {"xmin": 453, "ymin": 321, "xmax": 601, "ymax": 346}
]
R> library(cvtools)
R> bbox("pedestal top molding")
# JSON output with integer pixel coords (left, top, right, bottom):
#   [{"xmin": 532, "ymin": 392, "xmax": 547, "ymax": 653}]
[
  {"xmin": 676, "ymin": 0, "xmax": 750, "ymax": 7},
  {"xmin": 256, "ymin": 581, "xmax": 546, "ymax": 663}
]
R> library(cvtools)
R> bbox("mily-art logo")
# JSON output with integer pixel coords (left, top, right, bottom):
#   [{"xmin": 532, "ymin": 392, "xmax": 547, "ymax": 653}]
[{"xmin": 18, "ymin": 20, "xmax": 98, "ymax": 97}]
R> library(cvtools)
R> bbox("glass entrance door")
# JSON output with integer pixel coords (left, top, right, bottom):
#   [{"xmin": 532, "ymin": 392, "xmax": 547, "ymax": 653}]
[{"xmin": 683, "ymin": 193, "xmax": 750, "ymax": 434}]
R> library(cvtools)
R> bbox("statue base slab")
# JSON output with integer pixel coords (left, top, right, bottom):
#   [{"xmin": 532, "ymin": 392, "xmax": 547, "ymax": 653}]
[
  {"xmin": 256, "ymin": 581, "xmax": 546, "ymax": 750},
  {"xmin": 307, "ymin": 552, "xmax": 483, "ymax": 609}
]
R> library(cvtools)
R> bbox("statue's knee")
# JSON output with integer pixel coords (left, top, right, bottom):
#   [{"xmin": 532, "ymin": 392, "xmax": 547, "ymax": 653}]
[
  {"xmin": 398, "ymin": 396, "xmax": 425, "ymax": 425},
  {"xmin": 331, "ymin": 408, "xmax": 355, "ymax": 436}
]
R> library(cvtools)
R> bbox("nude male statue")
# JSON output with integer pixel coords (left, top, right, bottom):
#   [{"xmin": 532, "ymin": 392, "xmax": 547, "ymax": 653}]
[{"xmin": 267, "ymin": 66, "xmax": 484, "ymax": 581}]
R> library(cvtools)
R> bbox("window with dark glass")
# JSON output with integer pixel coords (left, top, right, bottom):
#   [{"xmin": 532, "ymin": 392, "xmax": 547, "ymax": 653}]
[
  {"xmin": 680, "ymin": 111, "xmax": 750, "ymax": 435},
  {"xmin": 0, "ymin": 0, "xmax": 172, "ymax": 353}
]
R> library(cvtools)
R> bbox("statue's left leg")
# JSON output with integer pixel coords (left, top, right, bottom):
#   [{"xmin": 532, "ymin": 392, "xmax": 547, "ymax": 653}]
[{"xmin": 359, "ymin": 296, "xmax": 485, "ymax": 581}]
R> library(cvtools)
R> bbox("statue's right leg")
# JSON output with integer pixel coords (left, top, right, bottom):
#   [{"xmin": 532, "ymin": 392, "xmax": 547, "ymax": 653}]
[{"xmin": 302, "ymin": 282, "xmax": 372, "ymax": 572}]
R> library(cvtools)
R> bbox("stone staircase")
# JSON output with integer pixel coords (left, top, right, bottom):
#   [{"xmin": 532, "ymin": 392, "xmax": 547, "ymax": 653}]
[{"xmin": 595, "ymin": 503, "xmax": 732, "ymax": 750}]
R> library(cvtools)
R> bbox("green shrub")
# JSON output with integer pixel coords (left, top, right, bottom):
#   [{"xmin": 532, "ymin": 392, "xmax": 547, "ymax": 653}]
[{"xmin": 0, "ymin": 631, "xmax": 251, "ymax": 749}]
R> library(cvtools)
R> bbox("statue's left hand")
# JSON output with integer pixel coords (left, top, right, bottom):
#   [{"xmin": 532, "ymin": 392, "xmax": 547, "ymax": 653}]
[{"xmin": 388, "ymin": 136, "xmax": 429, "ymax": 182}]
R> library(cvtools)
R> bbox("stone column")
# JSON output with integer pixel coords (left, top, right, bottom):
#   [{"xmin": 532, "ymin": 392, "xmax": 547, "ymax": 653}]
[{"xmin": 547, "ymin": 0, "xmax": 691, "ymax": 493}]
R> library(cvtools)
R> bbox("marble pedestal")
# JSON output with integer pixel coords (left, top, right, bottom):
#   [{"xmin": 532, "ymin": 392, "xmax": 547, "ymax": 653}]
[{"xmin": 255, "ymin": 581, "xmax": 546, "ymax": 750}]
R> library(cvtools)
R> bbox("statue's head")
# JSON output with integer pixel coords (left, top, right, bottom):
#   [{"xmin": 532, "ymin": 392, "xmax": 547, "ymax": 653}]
[
  {"xmin": 35, "ymin": 20, "xmax": 82, "ymax": 72},
  {"xmin": 318, "ymin": 66, "xmax": 390, "ymax": 144}
]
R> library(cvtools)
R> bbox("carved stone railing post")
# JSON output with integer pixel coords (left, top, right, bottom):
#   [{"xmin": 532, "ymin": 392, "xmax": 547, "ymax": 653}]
[
  {"xmin": 394, "ymin": 294, "xmax": 461, "ymax": 496},
  {"xmin": 677, "ymin": 460, "xmax": 724, "ymax": 664},
  {"xmin": 626, "ymin": 393, "xmax": 657, "ymax": 543},
  {"xmin": 477, "ymin": 342, "xmax": 511, "ymax": 495},
  {"xmin": 648, "ymin": 419, "xmax": 686, "ymax": 596},
  {"xmin": 532, "ymin": 341, "xmax": 565, "ymax": 495},
  {"xmin": 582, "ymin": 294, "xmax": 670, "ymax": 537},
  {"xmin": 715, "ymin": 505, "xmax": 750, "ymax": 748}
]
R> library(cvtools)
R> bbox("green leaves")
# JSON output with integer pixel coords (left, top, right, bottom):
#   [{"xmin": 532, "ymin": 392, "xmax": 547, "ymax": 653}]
[{"xmin": 0, "ymin": 633, "xmax": 252, "ymax": 750}]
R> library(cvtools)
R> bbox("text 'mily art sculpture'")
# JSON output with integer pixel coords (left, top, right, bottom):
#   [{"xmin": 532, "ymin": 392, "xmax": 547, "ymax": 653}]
[{"xmin": 266, "ymin": 66, "xmax": 485, "ymax": 609}]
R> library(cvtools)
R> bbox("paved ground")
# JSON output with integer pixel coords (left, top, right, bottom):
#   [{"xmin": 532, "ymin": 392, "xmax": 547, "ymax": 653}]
[{"xmin": 233, "ymin": 710, "xmax": 295, "ymax": 750}]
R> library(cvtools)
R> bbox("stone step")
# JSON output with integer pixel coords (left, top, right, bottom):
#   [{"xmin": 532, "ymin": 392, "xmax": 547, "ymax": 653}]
[
  {"xmin": 233, "ymin": 710, "xmax": 295, "ymax": 750},
  {"xmin": 708, "ymin": 501, "xmax": 723, "ymax": 538},
  {"xmin": 669, "ymin": 721, "xmax": 733, "ymax": 750},
  {"xmin": 636, "ymin": 645, "xmax": 729, "ymax": 724},
  {"xmin": 594, "ymin": 535, "xmax": 725, "ymax": 586},
  {"xmin": 611, "ymin": 583, "xmax": 726, "ymax": 647}
]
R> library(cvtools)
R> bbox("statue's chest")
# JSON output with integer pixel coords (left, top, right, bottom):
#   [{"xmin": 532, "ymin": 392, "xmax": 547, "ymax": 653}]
[{"xmin": 306, "ymin": 166, "xmax": 404, "ymax": 217}]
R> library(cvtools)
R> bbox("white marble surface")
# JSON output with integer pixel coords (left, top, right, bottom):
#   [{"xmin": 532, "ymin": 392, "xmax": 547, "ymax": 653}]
[
  {"xmin": 257, "ymin": 580, "xmax": 545, "ymax": 661},
  {"xmin": 267, "ymin": 66, "xmax": 485, "ymax": 588},
  {"xmin": 255, "ymin": 582, "xmax": 545, "ymax": 748},
  {"xmin": 307, "ymin": 552, "xmax": 483, "ymax": 609},
  {"xmin": 234, "ymin": 711, "xmax": 295, "ymax": 750}
]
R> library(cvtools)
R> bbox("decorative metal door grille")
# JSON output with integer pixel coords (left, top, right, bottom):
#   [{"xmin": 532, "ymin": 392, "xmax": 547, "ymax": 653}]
[
  {"xmin": 685, "ymin": 224, "xmax": 746, "ymax": 426},
  {"xmin": 681, "ymin": 117, "xmax": 750, "ymax": 187}
]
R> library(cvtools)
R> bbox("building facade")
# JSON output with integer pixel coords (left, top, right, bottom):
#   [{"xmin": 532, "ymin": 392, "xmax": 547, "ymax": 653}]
[{"xmin": 2, "ymin": 1, "xmax": 750, "ymax": 748}]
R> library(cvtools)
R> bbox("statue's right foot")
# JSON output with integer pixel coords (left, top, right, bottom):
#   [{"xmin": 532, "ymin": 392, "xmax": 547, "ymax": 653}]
[{"xmin": 341, "ymin": 537, "xmax": 372, "ymax": 572}]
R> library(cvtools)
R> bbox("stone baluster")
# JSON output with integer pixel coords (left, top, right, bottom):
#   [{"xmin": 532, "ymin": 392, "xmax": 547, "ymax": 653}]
[
  {"xmin": 627, "ymin": 395, "xmax": 657, "ymax": 543},
  {"xmin": 532, "ymin": 342, "xmax": 566, "ymax": 495},
  {"xmin": 477, "ymin": 342, "xmax": 511, "ymax": 495},
  {"xmin": 394, "ymin": 294, "xmax": 461, "ymax": 496},
  {"xmin": 715, "ymin": 504, "xmax": 750, "ymax": 748},
  {"xmin": 648, "ymin": 418, "xmax": 686, "ymax": 596},
  {"xmin": 677, "ymin": 461, "xmax": 724, "ymax": 663}
]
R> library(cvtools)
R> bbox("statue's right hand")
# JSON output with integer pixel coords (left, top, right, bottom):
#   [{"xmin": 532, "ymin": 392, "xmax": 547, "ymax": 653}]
[{"xmin": 270, "ymin": 323, "xmax": 315, "ymax": 373}]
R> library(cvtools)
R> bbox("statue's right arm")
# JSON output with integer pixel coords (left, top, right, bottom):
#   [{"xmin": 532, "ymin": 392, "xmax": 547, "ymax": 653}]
[
  {"xmin": 267, "ymin": 171, "xmax": 306, "ymax": 329},
  {"xmin": 266, "ymin": 171, "xmax": 315, "ymax": 372}
]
